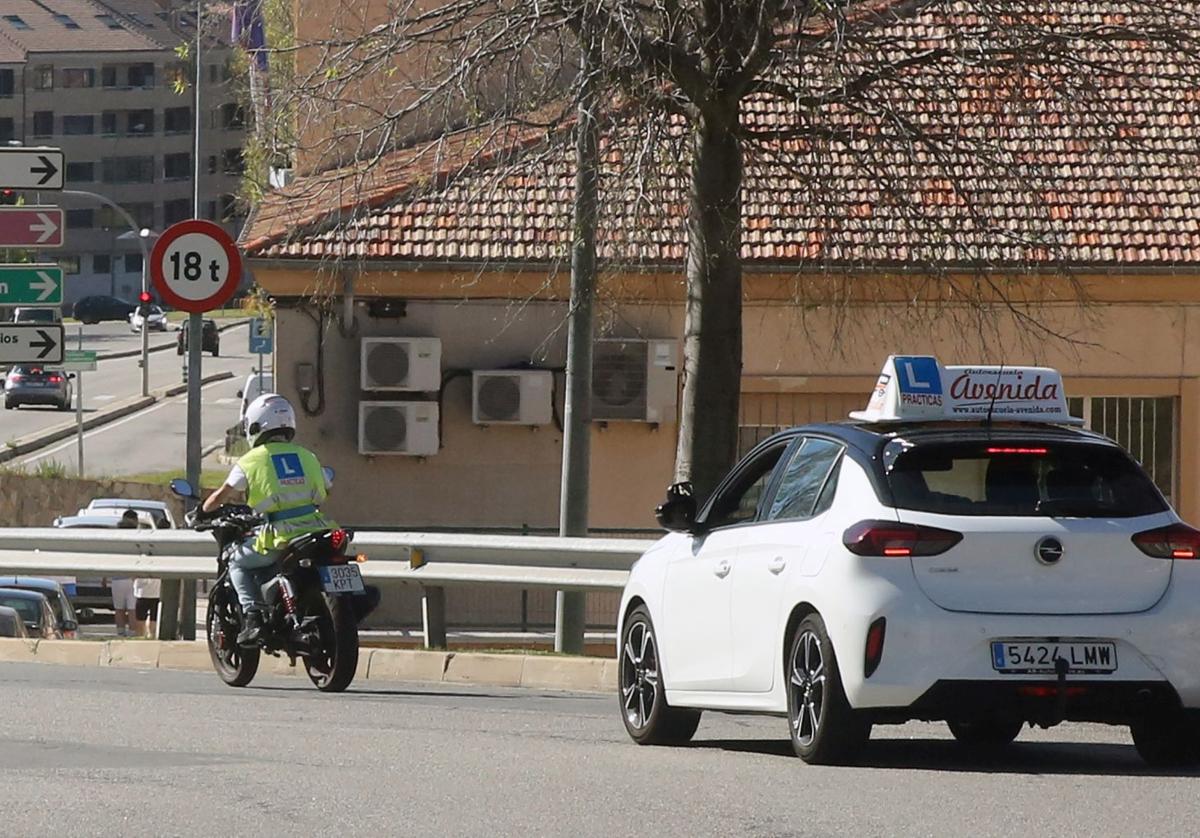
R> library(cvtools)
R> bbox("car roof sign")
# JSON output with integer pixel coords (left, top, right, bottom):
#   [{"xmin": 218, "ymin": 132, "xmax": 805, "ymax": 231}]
[{"xmin": 850, "ymin": 355, "xmax": 1083, "ymax": 426}]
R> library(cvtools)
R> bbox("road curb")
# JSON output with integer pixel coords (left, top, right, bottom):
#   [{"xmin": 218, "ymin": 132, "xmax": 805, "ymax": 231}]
[
  {"xmin": 95, "ymin": 319, "xmax": 250, "ymax": 362},
  {"xmin": 0, "ymin": 638, "xmax": 616, "ymax": 693},
  {"xmin": 0, "ymin": 371, "xmax": 236, "ymax": 464}
]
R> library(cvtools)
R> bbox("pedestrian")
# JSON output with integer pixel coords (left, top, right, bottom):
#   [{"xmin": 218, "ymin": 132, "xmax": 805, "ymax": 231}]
[
  {"xmin": 111, "ymin": 509, "xmax": 139, "ymax": 637},
  {"xmin": 132, "ymin": 577, "xmax": 161, "ymax": 638}
]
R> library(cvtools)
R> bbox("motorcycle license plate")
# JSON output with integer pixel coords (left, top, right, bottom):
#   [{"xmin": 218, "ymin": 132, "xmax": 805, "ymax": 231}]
[{"xmin": 318, "ymin": 564, "xmax": 364, "ymax": 594}]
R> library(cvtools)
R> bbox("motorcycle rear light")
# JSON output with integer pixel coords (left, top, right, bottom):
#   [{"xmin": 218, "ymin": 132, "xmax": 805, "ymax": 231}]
[
  {"xmin": 843, "ymin": 520, "xmax": 962, "ymax": 557},
  {"xmin": 330, "ymin": 529, "xmax": 348, "ymax": 553},
  {"xmin": 863, "ymin": 617, "xmax": 886, "ymax": 678},
  {"xmin": 1132, "ymin": 523, "xmax": 1200, "ymax": 559}
]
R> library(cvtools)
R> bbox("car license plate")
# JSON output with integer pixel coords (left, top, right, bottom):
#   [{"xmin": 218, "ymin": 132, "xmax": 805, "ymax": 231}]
[
  {"xmin": 318, "ymin": 564, "xmax": 364, "ymax": 594},
  {"xmin": 990, "ymin": 640, "xmax": 1117, "ymax": 674}
]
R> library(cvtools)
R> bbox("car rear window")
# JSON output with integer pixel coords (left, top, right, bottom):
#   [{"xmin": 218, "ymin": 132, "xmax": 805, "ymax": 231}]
[{"xmin": 885, "ymin": 440, "xmax": 1168, "ymax": 518}]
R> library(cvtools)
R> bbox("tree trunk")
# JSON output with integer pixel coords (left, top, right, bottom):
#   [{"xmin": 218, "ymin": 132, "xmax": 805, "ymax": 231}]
[{"xmin": 675, "ymin": 106, "xmax": 744, "ymax": 502}]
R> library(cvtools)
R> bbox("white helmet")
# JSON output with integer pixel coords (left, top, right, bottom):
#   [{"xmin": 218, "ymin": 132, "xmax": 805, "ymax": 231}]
[{"xmin": 244, "ymin": 393, "xmax": 296, "ymax": 446}]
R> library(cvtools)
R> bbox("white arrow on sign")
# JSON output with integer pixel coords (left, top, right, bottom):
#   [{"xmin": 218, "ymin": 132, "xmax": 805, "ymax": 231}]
[
  {"xmin": 31, "ymin": 270, "xmax": 56, "ymax": 302},
  {"xmin": 29, "ymin": 212, "xmax": 58, "ymax": 244}
]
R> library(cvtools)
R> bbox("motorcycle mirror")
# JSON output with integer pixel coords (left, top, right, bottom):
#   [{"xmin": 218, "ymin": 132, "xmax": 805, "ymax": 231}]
[
  {"xmin": 169, "ymin": 478, "xmax": 198, "ymax": 499},
  {"xmin": 322, "ymin": 466, "xmax": 335, "ymax": 485}
]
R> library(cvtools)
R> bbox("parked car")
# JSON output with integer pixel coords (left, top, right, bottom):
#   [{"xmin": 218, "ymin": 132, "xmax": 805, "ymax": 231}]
[
  {"xmin": 0, "ymin": 605, "xmax": 29, "ymax": 639},
  {"xmin": 0, "ymin": 577, "xmax": 78, "ymax": 638},
  {"xmin": 0, "ymin": 588, "xmax": 63, "ymax": 638},
  {"xmin": 11, "ymin": 307, "xmax": 60, "ymax": 324},
  {"xmin": 82, "ymin": 499, "xmax": 176, "ymax": 529},
  {"xmin": 177, "ymin": 319, "xmax": 219, "ymax": 356},
  {"xmin": 4, "ymin": 365, "xmax": 73, "ymax": 410},
  {"xmin": 73, "ymin": 295, "xmax": 136, "ymax": 324},
  {"xmin": 52, "ymin": 512, "xmax": 158, "ymax": 613},
  {"xmin": 129, "ymin": 305, "xmax": 168, "ymax": 332}
]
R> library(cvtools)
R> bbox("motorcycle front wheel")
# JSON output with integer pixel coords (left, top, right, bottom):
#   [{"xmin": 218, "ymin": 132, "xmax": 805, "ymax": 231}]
[
  {"xmin": 303, "ymin": 593, "xmax": 359, "ymax": 693},
  {"xmin": 206, "ymin": 589, "xmax": 260, "ymax": 688}
]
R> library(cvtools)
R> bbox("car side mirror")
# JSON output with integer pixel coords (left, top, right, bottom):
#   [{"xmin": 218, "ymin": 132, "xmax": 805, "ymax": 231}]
[
  {"xmin": 655, "ymin": 482, "xmax": 700, "ymax": 533},
  {"xmin": 322, "ymin": 466, "xmax": 335, "ymax": 485},
  {"xmin": 67, "ymin": 373, "xmax": 76, "ymax": 379},
  {"xmin": 60, "ymin": 619, "xmax": 78, "ymax": 632},
  {"xmin": 236, "ymin": 390, "xmax": 243, "ymax": 398}
]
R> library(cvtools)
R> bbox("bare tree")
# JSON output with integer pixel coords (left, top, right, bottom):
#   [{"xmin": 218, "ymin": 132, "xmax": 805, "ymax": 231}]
[{"xmin": 248, "ymin": 0, "xmax": 1200, "ymax": 499}]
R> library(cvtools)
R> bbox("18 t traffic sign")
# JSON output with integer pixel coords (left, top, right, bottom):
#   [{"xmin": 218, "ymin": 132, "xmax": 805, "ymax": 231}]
[{"xmin": 150, "ymin": 220, "xmax": 242, "ymax": 313}]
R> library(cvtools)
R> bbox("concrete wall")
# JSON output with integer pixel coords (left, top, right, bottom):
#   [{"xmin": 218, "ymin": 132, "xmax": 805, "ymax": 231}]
[{"xmin": 0, "ymin": 474, "xmax": 180, "ymax": 527}]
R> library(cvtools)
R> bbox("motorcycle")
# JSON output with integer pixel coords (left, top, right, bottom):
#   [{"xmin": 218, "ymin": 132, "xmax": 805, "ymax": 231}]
[{"xmin": 170, "ymin": 474, "xmax": 380, "ymax": 692}]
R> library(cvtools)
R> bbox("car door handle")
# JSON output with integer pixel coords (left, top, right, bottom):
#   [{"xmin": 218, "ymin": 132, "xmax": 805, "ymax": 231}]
[
  {"xmin": 714, "ymin": 560, "xmax": 731, "ymax": 579},
  {"xmin": 768, "ymin": 556, "xmax": 787, "ymax": 575}
]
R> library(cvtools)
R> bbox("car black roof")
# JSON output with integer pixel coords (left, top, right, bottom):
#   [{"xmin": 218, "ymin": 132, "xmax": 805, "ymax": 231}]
[{"xmin": 0, "ymin": 577, "xmax": 63, "ymax": 594}]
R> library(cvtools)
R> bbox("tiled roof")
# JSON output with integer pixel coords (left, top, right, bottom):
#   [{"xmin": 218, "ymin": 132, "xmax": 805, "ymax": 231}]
[
  {"xmin": 0, "ymin": 0, "xmax": 163, "ymax": 53},
  {"xmin": 243, "ymin": 2, "xmax": 1200, "ymax": 269}
]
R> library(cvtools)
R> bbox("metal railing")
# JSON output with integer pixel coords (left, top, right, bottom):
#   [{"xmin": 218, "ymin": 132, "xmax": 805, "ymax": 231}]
[{"xmin": 0, "ymin": 529, "xmax": 653, "ymax": 647}]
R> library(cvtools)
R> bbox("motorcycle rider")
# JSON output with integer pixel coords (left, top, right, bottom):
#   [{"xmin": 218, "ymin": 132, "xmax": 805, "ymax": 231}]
[{"xmin": 201, "ymin": 393, "xmax": 334, "ymax": 647}]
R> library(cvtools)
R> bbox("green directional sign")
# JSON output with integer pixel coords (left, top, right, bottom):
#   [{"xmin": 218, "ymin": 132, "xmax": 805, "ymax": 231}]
[
  {"xmin": 0, "ymin": 264, "xmax": 62, "ymax": 305},
  {"xmin": 63, "ymin": 349, "xmax": 96, "ymax": 371}
]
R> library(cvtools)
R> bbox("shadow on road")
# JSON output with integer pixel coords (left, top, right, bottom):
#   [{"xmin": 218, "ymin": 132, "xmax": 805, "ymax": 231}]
[{"xmin": 689, "ymin": 736, "xmax": 1200, "ymax": 777}]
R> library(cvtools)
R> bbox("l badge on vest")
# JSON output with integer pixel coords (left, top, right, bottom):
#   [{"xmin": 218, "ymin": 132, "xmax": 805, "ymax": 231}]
[{"xmin": 271, "ymin": 453, "xmax": 306, "ymax": 485}]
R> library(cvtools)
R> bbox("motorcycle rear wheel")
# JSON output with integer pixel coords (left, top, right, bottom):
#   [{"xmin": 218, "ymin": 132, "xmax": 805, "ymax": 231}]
[
  {"xmin": 303, "ymin": 593, "xmax": 359, "ymax": 693},
  {"xmin": 206, "ymin": 590, "xmax": 260, "ymax": 687}
]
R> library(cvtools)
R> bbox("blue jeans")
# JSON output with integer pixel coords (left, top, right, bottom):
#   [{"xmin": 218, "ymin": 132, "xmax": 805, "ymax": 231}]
[{"xmin": 227, "ymin": 538, "xmax": 280, "ymax": 609}]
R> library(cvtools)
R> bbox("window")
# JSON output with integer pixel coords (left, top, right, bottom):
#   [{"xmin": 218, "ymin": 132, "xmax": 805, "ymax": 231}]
[
  {"xmin": 766, "ymin": 439, "xmax": 844, "ymax": 521},
  {"xmin": 126, "ymin": 109, "xmax": 154, "ymax": 135},
  {"xmin": 885, "ymin": 440, "xmax": 1168, "ymax": 518},
  {"xmin": 124, "ymin": 253, "xmax": 143, "ymax": 274},
  {"xmin": 93, "ymin": 254, "xmax": 112, "ymax": 274},
  {"xmin": 58, "ymin": 255, "xmax": 80, "ymax": 275},
  {"xmin": 62, "ymin": 115, "xmax": 95, "ymax": 135},
  {"xmin": 0, "ymin": 69, "xmax": 13, "ymax": 97},
  {"xmin": 163, "ymin": 199, "xmax": 190, "ymax": 225},
  {"xmin": 101, "ymin": 156, "xmax": 155, "ymax": 184},
  {"xmin": 66, "ymin": 209, "xmax": 93, "ymax": 229},
  {"xmin": 65, "ymin": 161, "xmax": 94, "ymax": 182},
  {"xmin": 95, "ymin": 14, "xmax": 122, "ymax": 30},
  {"xmin": 206, "ymin": 155, "xmax": 217, "ymax": 174},
  {"xmin": 221, "ymin": 148, "xmax": 244, "ymax": 175},
  {"xmin": 4, "ymin": 15, "xmax": 30, "ymax": 31},
  {"xmin": 219, "ymin": 103, "xmax": 245, "ymax": 129},
  {"xmin": 1068, "ymin": 396, "xmax": 1176, "ymax": 503},
  {"xmin": 61, "ymin": 68, "xmax": 94, "ymax": 88},
  {"xmin": 127, "ymin": 63, "xmax": 154, "ymax": 88},
  {"xmin": 204, "ymin": 200, "xmax": 217, "ymax": 221},
  {"xmin": 126, "ymin": 203, "xmax": 154, "ymax": 228},
  {"xmin": 0, "ymin": 118, "xmax": 12, "ymax": 143},
  {"xmin": 101, "ymin": 111, "xmax": 117, "ymax": 135},
  {"xmin": 33, "ymin": 66, "xmax": 52, "ymax": 90},
  {"xmin": 705, "ymin": 443, "xmax": 790, "ymax": 529},
  {"xmin": 101, "ymin": 66, "xmax": 118, "ymax": 88},
  {"xmin": 164, "ymin": 106, "xmax": 190, "ymax": 133},
  {"xmin": 163, "ymin": 152, "xmax": 190, "ymax": 180},
  {"xmin": 32, "ymin": 111, "xmax": 53, "ymax": 137},
  {"xmin": 53, "ymin": 14, "xmax": 80, "ymax": 29}
]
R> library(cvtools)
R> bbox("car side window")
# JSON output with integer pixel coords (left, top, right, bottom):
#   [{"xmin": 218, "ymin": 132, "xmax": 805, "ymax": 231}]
[
  {"xmin": 705, "ymin": 443, "xmax": 790, "ymax": 529},
  {"xmin": 766, "ymin": 438, "xmax": 844, "ymax": 521}
]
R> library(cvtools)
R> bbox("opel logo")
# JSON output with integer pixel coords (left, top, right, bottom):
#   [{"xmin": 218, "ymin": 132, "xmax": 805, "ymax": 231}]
[{"xmin": 1036, "ymin": 537, "xmax": 1064, "ymax": 566}]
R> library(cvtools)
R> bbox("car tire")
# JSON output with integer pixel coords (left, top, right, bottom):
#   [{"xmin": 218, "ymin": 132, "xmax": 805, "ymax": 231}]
[
  {"xmin": 1131, "ymin": 714, "xmax": 1200, "ymax": 767},
  {"xmin": 619, "ymin": 605, "xmax": 702, "ymax": 745},
  {"xmin": 3, "ymin": 400, "xmax": 11, "ymax": 410},
  {"xmin": 947, "ymin": 716, "xmax": 1023, "ymax": 749},
  {"xmin": 787, "ymin": 613, "xmax": 871, "ymax": 764},
  {"xmin": 212, "ymin": 347, "xmax": 219, "ymax": 357},
  {"xmin": 58, "ymin": 399, "xmax": 70, "ymax": 411}
]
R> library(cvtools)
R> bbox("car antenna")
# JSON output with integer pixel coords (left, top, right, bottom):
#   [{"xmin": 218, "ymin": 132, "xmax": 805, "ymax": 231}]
[{"xmin": 984, "ymin": 363, "xmax": 1004, "ymax": 429}]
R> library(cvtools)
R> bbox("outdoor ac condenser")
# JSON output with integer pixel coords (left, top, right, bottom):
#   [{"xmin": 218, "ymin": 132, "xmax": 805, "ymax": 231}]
[
  {"xmin": 358, "ymin": 401, "xmax": 440, "ymax": 456},
  {"xmin": 360, "ymin": 337, "xmax": 442, "ymax": 391},
  {"xmin": 591, "ymin": 338, "xmax": 678, "ymax": 423},
  {"xmin": 472, "ymin": 370, "xmax": 554, "ymax": 425}
]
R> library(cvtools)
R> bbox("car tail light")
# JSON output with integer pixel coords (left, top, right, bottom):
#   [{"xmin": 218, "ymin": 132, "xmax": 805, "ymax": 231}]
[
  {"xmin": 863, "ymin": 617, "xmax": 886, "ymax": 678},
  {"xmin": 1132, "ymin": 523, "xmax": 1200, "ymax": 559},
  {"xmin": 48, "ymin": 375, "xmax": 62, "ymax": 384},
  {"xmin": 843, "ymin": 520, "xmax": 962, "ymax": 557},
  {"xmin": 7, "ymin": 374, "xmax": 22, "ymax": 383}
]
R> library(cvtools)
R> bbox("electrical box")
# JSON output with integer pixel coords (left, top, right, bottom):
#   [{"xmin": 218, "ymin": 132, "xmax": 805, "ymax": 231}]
[
  {"xmin": 358, "ymin": 401, "xmax": 439, "ymax": 456},
  {"xmin": 472, "ymin": 370, "xmax": 554, "ymax": 425},
  {"xmin": 360, "ymin": 337, "xmax": 442, "ymax": 391},
  {"xmin": 591, "ymin": 338, "xmax": 678, "ymax": 423}
]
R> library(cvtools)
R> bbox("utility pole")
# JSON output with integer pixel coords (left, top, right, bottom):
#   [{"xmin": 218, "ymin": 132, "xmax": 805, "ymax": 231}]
[{"xmin": 555, "ymin": 26, "xmax": 601, "ymax": 655}]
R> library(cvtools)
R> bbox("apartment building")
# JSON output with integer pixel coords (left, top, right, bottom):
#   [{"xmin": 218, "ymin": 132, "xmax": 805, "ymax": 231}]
[{"xmin": 0, "ymin": 0, "xmax": 247, "ymax": 305}]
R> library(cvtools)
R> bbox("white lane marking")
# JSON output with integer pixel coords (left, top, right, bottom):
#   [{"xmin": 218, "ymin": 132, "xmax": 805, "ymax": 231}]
[
  {"xmin": 213, "ymin": 397, "xmax": 238, "ymax": 405},
  {"xmin": 93, "ymin": 395, "xmax": 116, "ymax": 402},
  {"xmin": 16, "ymin": 377, "xmax": 241, "ymax": 466}
]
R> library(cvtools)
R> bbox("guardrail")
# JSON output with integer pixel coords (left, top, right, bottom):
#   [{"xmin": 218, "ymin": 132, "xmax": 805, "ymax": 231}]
[{"xmin": 0, "ymin": 529, "xmax": 654, "ymax": 647}]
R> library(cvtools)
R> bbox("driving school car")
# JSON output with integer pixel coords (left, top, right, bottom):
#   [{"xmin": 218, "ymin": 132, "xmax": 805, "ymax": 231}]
[{"xmin": 618, "ymin": 356, "xmax": 1200, "ymax": 766}]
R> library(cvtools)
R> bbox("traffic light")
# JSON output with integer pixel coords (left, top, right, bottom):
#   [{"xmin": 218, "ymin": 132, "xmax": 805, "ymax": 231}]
[
  {"xmin": 137, "ymin": 291, "xmax": 153, "ymax": 317},
  {"xmin": 0, "ymin": 189, "xmax": 19, "ymax": 205}
]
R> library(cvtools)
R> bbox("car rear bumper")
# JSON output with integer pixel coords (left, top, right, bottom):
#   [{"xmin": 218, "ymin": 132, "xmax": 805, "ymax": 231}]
[{"xmin": 6, "ymin": 387, "xmax": 67, "ymax": 404}]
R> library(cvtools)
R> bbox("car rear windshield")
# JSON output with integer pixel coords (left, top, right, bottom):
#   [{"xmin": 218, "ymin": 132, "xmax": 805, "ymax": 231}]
[{"xmin": 886, "ymin": 440, "xmax": 1168, "ymax": 518}]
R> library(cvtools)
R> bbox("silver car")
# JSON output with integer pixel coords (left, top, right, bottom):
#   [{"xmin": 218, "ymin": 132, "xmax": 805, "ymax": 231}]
[{"xmin": 3, "ymin": 365, "xmax": 73, "ymax": 410}]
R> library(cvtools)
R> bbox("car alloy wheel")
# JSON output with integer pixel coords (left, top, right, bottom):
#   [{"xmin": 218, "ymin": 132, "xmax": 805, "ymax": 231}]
[
  {"xmin": 790, "ymin": 628, "xmax": 826, "ymax": 747},
  {"xmin": 621, "ymin": 617, "xmax": 658, "ymax": 730}
]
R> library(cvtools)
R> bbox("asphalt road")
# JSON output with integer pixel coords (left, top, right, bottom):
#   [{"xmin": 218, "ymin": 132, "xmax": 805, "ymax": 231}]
[{"xmin": 1, "ymin": 663, "xmax": 1198, "ymax": 837}]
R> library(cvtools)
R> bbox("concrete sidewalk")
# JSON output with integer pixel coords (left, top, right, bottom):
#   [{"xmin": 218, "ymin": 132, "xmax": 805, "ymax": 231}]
[{"xmin": 0, "ymin": 638, "xmax": 618, "ymax": 693}]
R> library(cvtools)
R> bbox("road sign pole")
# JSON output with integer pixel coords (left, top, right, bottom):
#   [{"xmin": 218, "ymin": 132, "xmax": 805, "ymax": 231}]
[
  {"xmin": 180, "ymin": 311, "xmax": 202, "ymax": 641},
  {"xmin": 75, "ymin": 369, "xmax": 84, "ymax": 476}
]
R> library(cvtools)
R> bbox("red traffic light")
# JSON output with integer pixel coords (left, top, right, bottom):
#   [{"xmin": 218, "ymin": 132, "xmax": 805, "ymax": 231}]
[{"xmin": 138, "ymin": 291, "xmax": 152, "ymax": 304}]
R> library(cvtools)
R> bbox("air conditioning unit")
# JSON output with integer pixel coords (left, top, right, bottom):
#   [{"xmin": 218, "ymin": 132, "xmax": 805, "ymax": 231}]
[
  {"xmin": 591, "ymin": 338, "xmax": 678, "ymax": 423},
  {"xmin": 358, "ymin": 401, "xmax": 439, "ymax": 456},
  {"xmin": 360, "ymin": 337, "xmax": 441, "ymax": 391},
  {"xmin": 472, "ymin": 370, "xmax": 553, "ymax": 425}
]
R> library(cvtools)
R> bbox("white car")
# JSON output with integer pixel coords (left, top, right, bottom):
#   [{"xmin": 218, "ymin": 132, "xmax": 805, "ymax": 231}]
[
  {"xmin": 81, "ymin": 498, "xmax": 176, "ymax": 529},
  {"xmin": 618, "ymin": 356, "xmax": 1200, "ymax": 766},
  {"xmin": 129, "ymin": 305, "xmax": 168, "ymax": 332}
]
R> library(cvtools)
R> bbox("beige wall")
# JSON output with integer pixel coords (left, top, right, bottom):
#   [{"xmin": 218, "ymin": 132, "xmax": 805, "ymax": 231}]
[
  {"xmin": 260, "ymin": 265, "xmax": 1200, "ymax": 528},
  {"xmin": 0, "ymin": 474, "xmax": 180, "ymax": 527}
]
